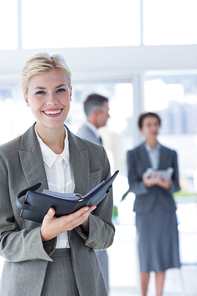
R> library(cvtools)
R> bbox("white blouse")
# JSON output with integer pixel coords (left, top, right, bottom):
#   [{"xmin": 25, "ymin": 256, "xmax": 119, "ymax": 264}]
[{"xmin": 35, "ymin": 127, "xmax": 75, "ymax": 248}]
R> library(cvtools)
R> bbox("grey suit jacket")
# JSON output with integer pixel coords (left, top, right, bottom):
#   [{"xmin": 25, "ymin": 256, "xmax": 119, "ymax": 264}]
[
  {"xmin": 0, "ymin": 124, "xmax": 115, "ymax": 296},
  {"xmin": 127, "ymin": 143, "xmax": 180, "ymax": 214},
  {"xmin": 76, "ymin": 123, "xmax": 102, "ymax": 145}
]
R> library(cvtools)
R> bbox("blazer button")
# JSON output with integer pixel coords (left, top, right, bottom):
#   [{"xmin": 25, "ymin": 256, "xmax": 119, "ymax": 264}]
[{"xmin": 70, "ymin": 237, "xmax": 74, "ymax": 244}]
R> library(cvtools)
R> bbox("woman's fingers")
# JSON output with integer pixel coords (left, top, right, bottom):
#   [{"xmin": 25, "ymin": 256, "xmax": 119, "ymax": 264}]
[
  {"xmin": 65, "ymin": 206, "xmax": 96, "ymax": 229},
  {"xmin": 71, "ymin": 206, "xmax": 90, "ymax": 218},
  {"xmin": 71, "ymin": 205, "xmax": 96, "ymax": 219},
  {"xmin": 47, "ymin": 207, "xmax": 55, "ymax": 218},
  {"xmin": 41, "ymin": 206, "xmax": 96, "ymax": 241}
]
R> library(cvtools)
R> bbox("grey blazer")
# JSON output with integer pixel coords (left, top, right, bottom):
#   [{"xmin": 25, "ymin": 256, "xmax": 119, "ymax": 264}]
[
  {"xmin": 0, "ymin": 124, "xmax": 115, "ymax": 296},
  {"xmin": 76, "ymin": 123, "xmax": 101, "ymax": 145},
  {"xmin": 127, "ymin": 143, "xmax": 180, "ymax": 214}
]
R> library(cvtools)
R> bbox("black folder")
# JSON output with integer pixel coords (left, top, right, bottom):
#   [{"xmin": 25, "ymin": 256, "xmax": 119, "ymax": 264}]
[{"xmin": 16, "ymin": 170, "xmax": 119, "ymax": 224}]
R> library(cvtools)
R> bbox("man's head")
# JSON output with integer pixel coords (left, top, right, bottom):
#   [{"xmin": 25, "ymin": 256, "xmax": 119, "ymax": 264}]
[{"xmin": 84, "ymin": 93, "xmax": 110, "ymax": 128}]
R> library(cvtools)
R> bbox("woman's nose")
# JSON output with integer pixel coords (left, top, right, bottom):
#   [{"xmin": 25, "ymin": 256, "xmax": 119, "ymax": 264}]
[{"xmin": 46, "ymin": 93, "xmax": 58, "ymax": 105}]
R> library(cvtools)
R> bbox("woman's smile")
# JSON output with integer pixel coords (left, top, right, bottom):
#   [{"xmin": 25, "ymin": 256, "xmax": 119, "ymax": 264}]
[{"xmin": 43, "ymin": 108, "xmax": 63, "ymax": 116}]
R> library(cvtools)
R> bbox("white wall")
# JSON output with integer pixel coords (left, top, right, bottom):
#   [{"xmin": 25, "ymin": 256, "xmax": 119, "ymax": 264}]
[{"xmin": 0, "ymin": 45, "xmax": 197, "ymax": 84}]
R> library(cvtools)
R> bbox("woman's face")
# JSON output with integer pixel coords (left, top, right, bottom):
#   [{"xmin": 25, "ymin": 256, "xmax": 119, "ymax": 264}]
[
  {"xmin": 24, "ymin": 68, "xmax": 72, "ymax": 132},
  {"xmin": 140, "ymin": 116, "xmax": 160, "ymax": 140}
]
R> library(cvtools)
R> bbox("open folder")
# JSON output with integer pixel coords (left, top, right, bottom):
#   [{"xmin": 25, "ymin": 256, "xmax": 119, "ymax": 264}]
[{"xmin": 16, "ymin": 170, "xmax": 119, "ymax": 224}]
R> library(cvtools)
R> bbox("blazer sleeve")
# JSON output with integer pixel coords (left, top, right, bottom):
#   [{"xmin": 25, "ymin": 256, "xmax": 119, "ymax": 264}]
[
  {"xmin": 168, "ymin": 150, "xmax": 181, "ymax": 194},
  {"xmin": 0, "ymin": 152, "xmax": 55, "ymax": 263},
  {"xmin": 75, "ymin": 147, "xmax": 115, "ymax": 250},
  {"xmin": 127, "ymin": 149, "xmax": 149, "ymax": 196}
]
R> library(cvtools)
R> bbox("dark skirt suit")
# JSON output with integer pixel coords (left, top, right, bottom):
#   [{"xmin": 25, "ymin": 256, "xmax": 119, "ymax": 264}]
[
  {"xmin": 0, "ymin": 124, "xmax": 115, "ymax": 296},
  {"xmin": 127, "ymin": 144, "xmax": 181, "ymax": 273}
]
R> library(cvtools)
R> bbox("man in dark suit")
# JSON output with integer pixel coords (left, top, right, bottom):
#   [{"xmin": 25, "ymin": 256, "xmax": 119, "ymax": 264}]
[
  {"xmin": 76, "ymin": 93, "xmax": 110, "ymax": 291},
  {"xmin": 76, "ymin": 93, "xmax": 110, "ymax": 145}
]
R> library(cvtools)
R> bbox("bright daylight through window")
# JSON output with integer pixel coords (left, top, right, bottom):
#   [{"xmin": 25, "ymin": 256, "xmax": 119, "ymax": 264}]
[
  {"xmin": 143, "ymin": 0, "xmax": 197, "ymax": 45},
  {"xmin": 22, "ymin": 0, "xmax": 141, "ymax": 48},
  {"xmin": 0, "ymin": 0, "xmax": 18, "ymax": 49}
]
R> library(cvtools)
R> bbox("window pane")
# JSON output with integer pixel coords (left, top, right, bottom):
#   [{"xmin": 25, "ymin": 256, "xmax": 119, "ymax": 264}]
[
  {"xmin": 144, "ymin": 73, "xmax": 197, "ymax": 195},
  {"xmin": 0, "ymin": 0, "xmax": 18, "ymax": 49},
  {"xmin": 0, "ymin": 86, "xmax": 35, "ymax": 144},
  {"xmin": 143, "ymin": 0, "xmax": 197, "ymax": 45},
  {"xmin": 22, "ymin": 0, "xmax": 140, "ymax": 48}
]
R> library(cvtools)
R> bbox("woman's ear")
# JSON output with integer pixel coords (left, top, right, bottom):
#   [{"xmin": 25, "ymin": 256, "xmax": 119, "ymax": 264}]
[{"xmin": 24, "ymin": 95, "xmax": 30, "ymax": 107}]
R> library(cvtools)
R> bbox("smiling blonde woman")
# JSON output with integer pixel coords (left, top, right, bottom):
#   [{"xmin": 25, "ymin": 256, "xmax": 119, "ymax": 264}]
[{"xmin": 0, "ymin": 53, "xmax": 115, "ymax": 296}]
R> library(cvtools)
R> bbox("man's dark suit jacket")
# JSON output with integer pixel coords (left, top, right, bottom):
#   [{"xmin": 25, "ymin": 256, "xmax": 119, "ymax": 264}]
[{"xmin": 127, "ymin": 143, "xmax": 180, "ymax": 214}]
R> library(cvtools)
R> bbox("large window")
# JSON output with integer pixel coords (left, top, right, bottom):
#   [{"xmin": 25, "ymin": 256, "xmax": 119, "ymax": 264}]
[
  {"xmin": 0, "ymin": 86, "xmax": 34, "ymax": 144},
  {"xmin": 143, "ymin": 0, "xmax": 197, "ymax": 45},
  {"xmin": 0, "ymin": 0, "xmax": 18, "ymax": 49},
  {"xmin": 1, "ymin": 0, "xmax": 197, "ymax": 50},
  {"xmin": 22, "ymin": 0, "xmax": 141, "ymax": 48}
]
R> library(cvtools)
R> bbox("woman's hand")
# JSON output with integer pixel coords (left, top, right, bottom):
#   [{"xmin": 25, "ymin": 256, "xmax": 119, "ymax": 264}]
[
  {"xmin": 41, "ymin": 205, "xmax": 96, "ymax": 242},
  {"xmin": 156, "ymin": 177, "xmax": 172, "ymax": 190},
  {"xmin": 143, "ymin": 172, "xmax": 172, "ymax": 190},
  {"xmin": 143, "ymin": 172, "xmax": 159, "ymax": 188}
]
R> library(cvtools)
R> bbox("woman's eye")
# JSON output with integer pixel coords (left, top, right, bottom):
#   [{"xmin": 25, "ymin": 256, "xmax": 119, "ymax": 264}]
[
  {"xmin": 35, "ymin": 90, "xmax": 45, "ymax": 95},
  {"xmin": 57, "ymin": 88, "xmax": 66, "ymax": 93}
]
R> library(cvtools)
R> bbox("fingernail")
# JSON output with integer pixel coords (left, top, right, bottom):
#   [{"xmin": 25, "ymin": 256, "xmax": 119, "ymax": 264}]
[{"xmin": 85, "ymin": 207, "xmax": 89, "ymax": 211}]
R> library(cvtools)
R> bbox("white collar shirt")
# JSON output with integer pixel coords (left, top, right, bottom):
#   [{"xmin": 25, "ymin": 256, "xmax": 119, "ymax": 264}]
[
  {"xmin": 145, "ymin": 142, "xmax": 161, "ymax": 170},
  {"xmin": 35, "ymin": 127, "xmax": 75, "ymax": 249}
]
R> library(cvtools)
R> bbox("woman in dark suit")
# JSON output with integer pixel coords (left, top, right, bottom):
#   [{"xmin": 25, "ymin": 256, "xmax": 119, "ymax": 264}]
[
  {"xmin": 0, "ymin": 53, "xmax": 115, "ymax": 296},
  {"xmin": 127, "ymin": 112, "xmax": 180, "ymax": 296}
]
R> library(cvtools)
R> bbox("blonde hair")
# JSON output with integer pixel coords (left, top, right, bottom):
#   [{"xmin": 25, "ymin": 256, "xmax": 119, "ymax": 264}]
[{"xmin": 20, "ymin": 53, "xmax": 72, "ymax": 95}]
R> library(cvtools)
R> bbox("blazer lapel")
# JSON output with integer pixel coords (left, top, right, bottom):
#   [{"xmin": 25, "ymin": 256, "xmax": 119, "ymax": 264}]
[
  {"xmin": 139, "ymin": 143, "xmax": 152, "ymax": 169},
  {"xmin": 18, "ymin": 124, "xmax": 48, "ymax": 191},
  {"xmin": 68, "ymin": 129, "xmax": 90, "ymax": 195}
]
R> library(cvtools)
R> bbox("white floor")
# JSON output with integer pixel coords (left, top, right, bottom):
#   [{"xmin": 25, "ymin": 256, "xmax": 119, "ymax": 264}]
[{"xmin": 109, "ymin": 249, "xmax": 197, "ymax": 296}]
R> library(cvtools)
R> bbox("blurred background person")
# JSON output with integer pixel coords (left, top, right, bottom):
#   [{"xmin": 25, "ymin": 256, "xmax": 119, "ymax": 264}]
[
  {"xmin": 126, "ymin": 112, "xmax": 181, "ymax": 296},
  {"xmin": 77, "ymin": 93, "xmax": 109, "ymax": 145},
  {"xmin": 76, "ymin": 93, "xmax": 110, "ymax": 291}
]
